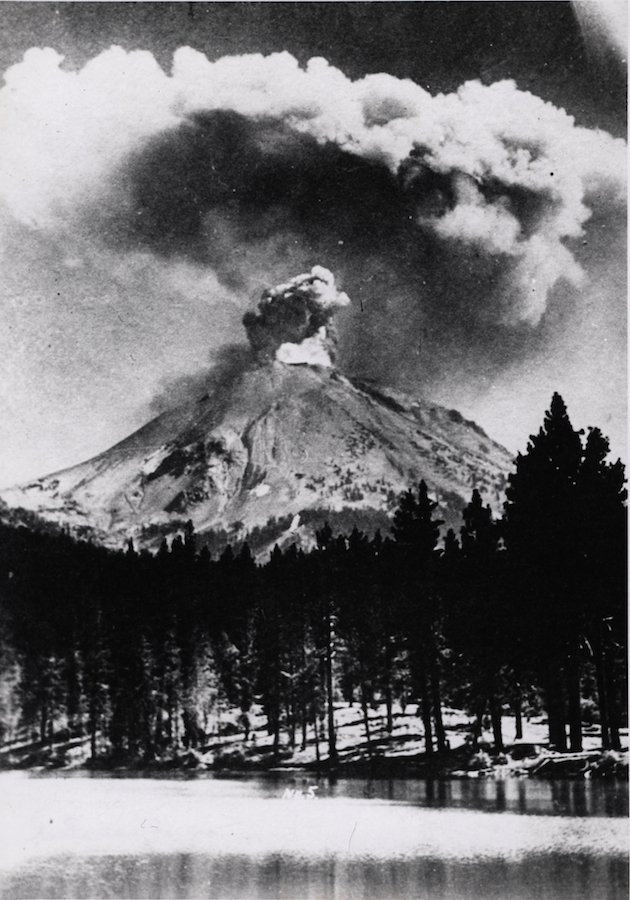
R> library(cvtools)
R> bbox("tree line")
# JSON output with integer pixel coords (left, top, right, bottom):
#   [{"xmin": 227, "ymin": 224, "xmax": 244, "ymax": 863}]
[{"xmin": 0, "ymin": 393, "xmax": 625, "ymax": 764}]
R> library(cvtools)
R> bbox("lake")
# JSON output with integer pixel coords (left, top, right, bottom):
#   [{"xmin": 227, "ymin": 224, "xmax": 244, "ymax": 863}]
[{"xmin": 0, "ymin": 772, "xmax": 627, "ymax": 899}]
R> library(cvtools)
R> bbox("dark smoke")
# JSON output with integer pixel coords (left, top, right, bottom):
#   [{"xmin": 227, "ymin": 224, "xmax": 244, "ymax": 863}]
[
  {"xmin": 96, "ymin": 109, "xmax": 551, "ymax": 388},
  {"xmin": 2, "ymin": 47, "xmax": 623, "ymax": 444},
  {"xmin": 110, "ymin": 111, "xmax": 413, "ymax": 276},
  {"xmin": 148, "ymin": 344, "xmax": 253, "ymax": 416},
  {"xmin": 243, "ymin": 266, "xmax": 350, "ymax": 364}
]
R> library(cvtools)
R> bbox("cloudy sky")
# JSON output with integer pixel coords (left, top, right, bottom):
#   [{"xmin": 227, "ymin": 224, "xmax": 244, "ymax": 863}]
[{"xmin": 0, "ymin": 1, "xmax": 626, "ymax": 485}]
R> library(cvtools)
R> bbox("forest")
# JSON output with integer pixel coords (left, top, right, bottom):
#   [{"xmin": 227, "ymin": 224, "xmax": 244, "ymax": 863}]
[{"xmin": 0, "ymin": 394, "xmax": 626, "ymax": 767}]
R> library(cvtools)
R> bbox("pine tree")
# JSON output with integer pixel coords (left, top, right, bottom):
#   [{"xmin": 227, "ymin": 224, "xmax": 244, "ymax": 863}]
[
  {"xmin": 256, "ymin": 545, "xmax": 285, "ymax": 759},
  {"xmin": 504, "ymin": 393, "xmax": 626, "ymax": 751},
  {"xmin": 312, "ymin": 526, "xmax": 339, "ymax": 767},
  {"xmin": 337, "ymin": 528, "xmax": 381, "ymax": 756},
  {"xmin": 372, "ymin": 532, "xmax": 405, "ymax": 735},
  {"xmin": 577, "ymin": 427, "xmax": 627, "ymax": 749},
  {"xmin": 392, "ymin": 481, "xmax": 446, "ymax": 754},
  {"xmin": 454, "ymin": 489, "xmax": 507, "ymax": 752}
]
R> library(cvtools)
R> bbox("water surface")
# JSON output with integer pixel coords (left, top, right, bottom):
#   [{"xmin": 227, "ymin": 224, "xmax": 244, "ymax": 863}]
[{"xmin": 0, "ymin": 772, "xmax": 626, "ymax": 899}]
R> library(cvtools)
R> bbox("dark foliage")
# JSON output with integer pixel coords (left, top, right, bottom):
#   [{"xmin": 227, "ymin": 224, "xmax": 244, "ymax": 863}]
[{"xmin": 0, "ymin": 396, "xmax": 625, "ymax": 762}]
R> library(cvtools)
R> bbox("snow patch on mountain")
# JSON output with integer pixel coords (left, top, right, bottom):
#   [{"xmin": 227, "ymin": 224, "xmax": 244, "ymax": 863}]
[
  {"xmin": 0, "ymin": 364, "xmax": 514, "ymax": 555},
  {"xmin": 0, "ymin": 270, "xmax": 515, "ymax": 555}
]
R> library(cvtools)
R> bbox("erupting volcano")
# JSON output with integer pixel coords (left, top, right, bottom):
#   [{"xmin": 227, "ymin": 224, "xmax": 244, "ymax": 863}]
[
  {"xmin": 244, "ymin": 266, "xmax": 350, "ymax": 367},
  {"xmin": 0, "ymin": 267, "xmax": 512, "ymax": 556}
]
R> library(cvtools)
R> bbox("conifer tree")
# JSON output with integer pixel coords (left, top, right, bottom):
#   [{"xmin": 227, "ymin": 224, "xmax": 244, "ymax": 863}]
[
  {"xmin": 392, "ymin": 481, "xmax": 446, "ymax": 753},
  {"xmin": 454, "ymin": 489, "xmax": 507, "ymax": 751},
  {"xmin": 337, "ymin": 528, "xmax": 381, "ymax": 755},
  {"xmin": 577, "ymin": 427, "xmax": 627, "ymax": 749},
  {"xmin": 311, "ymin": 525, "xmax": 339, "ymax": 766},
  {"xmin": 504, "ymin": 393, "xmax": 626, "ymax": 751},
  {"xmin": 256, "ymin": 545, "xmax": 285, "ymax": 759}
]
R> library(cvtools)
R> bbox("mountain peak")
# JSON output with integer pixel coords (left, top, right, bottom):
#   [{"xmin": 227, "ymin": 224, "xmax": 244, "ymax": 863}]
[
  {"xmin": 0, "ymin": 355, "xmax": 513, "ymax": 557},
  {"xmin": 0, "ymin": 269, "xmax": 514, "ymax": 557}
]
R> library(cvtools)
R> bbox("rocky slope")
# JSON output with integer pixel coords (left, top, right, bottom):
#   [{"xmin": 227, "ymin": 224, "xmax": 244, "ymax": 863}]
[{"xmin": 0, "ymin": 361, "xmax": 512, "ymax": 555}]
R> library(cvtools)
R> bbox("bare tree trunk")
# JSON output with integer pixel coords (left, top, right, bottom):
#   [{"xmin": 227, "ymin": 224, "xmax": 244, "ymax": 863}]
[
  {"xmin": 384, "ymin": 640, "xmax": 394, "ymax": 735},
  {"xmin": 155, "ymin": 679, "xmax": 164, "ymax": 749},
  {"xmin": 490, "ymin": 695, "xmax": 504, "ymax": 753},
  {"xmin": 301, "ymin": 712, "xmax": 307, "ymax": 751},
  {"xmin": 545, "ymin": 668, "xmax": 567, "ymax": 751},
  {"xmin": 314, "ymin": 720, "xmax": 321, "ymax": 769},
  {"xmin": 174, "ymin": 697, "xmax": 180, "ymax": 749},
  {"xmin": 605, "ymin": 657, "xmax": 621, "ymax": 751},
  {"xmin": 325, "ymin": 601, "xmax": 337, "ymax": 767},
  {"xmin": 471, "ymin": 703, "xmax": 484, "ymax": 752},
  {"xmin": 429, "ymin": 644, "xmax": 447, "ymax": 753},
  {"xmin": 384, "ymin": 680, "xmax": 393, "ymax": 735},
  {"xmin": 300, "ymin": 644, "xmax": 308, "ymax": 750},
  {"xmin": 594, "ymin": 644, "xmax": 611, "ymax": 750},
  {"xmin": 512, "ymin": 684, "xmax": 523, "ymax": 740},
  {"xmin": 272, "ymin": 670, "xmax": 281, "ymax": 760},
  {"xmin": 361, "ymin": 686, "xmax": 373, "ymax": 760},
  {"xmin": 286, "ymin": 692, "xmax": 296, "ymax": 749},
  {"xmin": 567, "ymin": 652, "xmax": 583, "ymax": 752},
  {"xmin": 417, "ymin": 658, "xmax": 433, "ymax": 755},
  {"xmin": 89, "ymin": 697, "xmax": 98, "ymax": 760},
  {"xmin": 65, "ymin": 651, "xmax": 80, "ymax": 738},
  {"xmin": 40, "ymin": 704, "xmax": 48, "ymax": 746},
  {"xmin": 272, "ymin": 721, "xmax": 280, "ymax": 760}
]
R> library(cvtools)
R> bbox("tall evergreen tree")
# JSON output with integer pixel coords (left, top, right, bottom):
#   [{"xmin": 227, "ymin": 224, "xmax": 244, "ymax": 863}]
[
  {"xmin": 577, "ymin": 427, "xmax": 627, "ymax": 749},
  {"xmin": 311, "ymin": 525, "xmax": 339, "ymax": 767},
  {"xmin": 504, "ymin": 393, "xmax": 626, "ymax": 751},
  {"xmin": 450, "ymin": 489, "xmax": 507, "ymax": 751},
  {"xmin": 392, "ymin": 481, "xmax": 446, "ymax": 754}
]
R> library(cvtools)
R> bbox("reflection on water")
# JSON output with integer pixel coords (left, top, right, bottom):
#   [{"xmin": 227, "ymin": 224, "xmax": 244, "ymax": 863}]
[
  {"xmin": 3, "ymin": 851, "xmax": 628, "ymax": 900},
  {"xmin": 0, "ymin": 774, "xmax": 626, "ymax": 900},
  {"xmin": 232, "ymin": 772, "xmax": 628, "ymax": 818}
]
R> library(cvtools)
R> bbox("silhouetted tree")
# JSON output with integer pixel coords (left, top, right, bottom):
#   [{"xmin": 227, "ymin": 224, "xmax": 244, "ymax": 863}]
[
  {"xmin": 393, "ymin": 481, "xmax": 446, "ymax": 753},
  {"xmin": 504, "ymin": 393, "xmax": 626, "ymax": 751},
  {"xmin": 451, "ymin": 489, "xmax": 507, "ymax": 751}
]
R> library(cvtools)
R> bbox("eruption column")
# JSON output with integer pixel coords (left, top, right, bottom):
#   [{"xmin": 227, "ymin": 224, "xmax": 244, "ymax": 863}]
[{"xmin": 243, "ymin": 266, "xmax": 350, "ymax": 367}]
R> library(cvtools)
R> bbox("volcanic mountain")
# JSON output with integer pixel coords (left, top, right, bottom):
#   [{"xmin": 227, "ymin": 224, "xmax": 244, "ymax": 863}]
[{"xmin": 0, "ymin": 268, "xmax": 513, "ymax": 555}]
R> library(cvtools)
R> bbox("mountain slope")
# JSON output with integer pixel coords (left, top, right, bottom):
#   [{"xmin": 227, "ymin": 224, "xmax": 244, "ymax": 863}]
[{"xmin": 0, "ymin": 361, "xmax": 513, "ymax": 553}]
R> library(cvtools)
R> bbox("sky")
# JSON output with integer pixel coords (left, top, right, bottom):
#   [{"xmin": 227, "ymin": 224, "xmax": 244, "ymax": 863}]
[{"xmin": 0, "ymin": 1, "xmax": 626, "ymax": 486}]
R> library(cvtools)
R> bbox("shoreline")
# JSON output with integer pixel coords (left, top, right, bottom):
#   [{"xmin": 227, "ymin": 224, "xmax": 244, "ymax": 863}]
[
  {"xmin": 2, "ymin": 707, "xmax": 627, "ymax": 781},
  {"xmin": 2, "ymin": 742, "xmax": 627, "ymax": 781}
]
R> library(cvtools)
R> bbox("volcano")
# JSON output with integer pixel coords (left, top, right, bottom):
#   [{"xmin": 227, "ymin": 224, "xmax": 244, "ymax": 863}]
[{"xmin": 0, "ymin": 269, "xmax": 513, "ymax": 555}]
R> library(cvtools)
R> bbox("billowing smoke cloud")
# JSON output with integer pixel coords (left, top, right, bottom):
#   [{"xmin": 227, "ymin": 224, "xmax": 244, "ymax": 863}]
[
  {"xmin": 0, "ymin": 45, "xmax": 626, "ymax": 470},
  {"xmin": 1, "ymin": 46, "xmax": 624, "ymax": 325},
  {"xmin": 244, "ymin": 266, "xmax": 350, "ymax": 366}
]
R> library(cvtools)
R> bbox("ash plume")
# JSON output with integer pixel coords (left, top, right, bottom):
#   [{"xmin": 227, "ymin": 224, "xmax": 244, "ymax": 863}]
[
  {"xmin": 243, "ymin": 266, "xmax": 350, "ymax": 366},
  {"xmin": 1, "ymin": 47, "xmax": 624, "ymax": 325},
  {"xmin": 0, "ymin": 45, "xmax": 625, "ymax": 448},
  {"xmin": 148, "ymin": 344, "xmax": 253, "ymax": 417}
]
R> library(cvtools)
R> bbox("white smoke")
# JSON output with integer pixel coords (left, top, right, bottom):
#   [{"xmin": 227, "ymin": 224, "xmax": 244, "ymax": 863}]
[
  {"xmin": 0, "ymin": 45, "xmax": 626, "ymax": 327},
  {"xmin": 573, "ymin": 0, "xmax": 628, "ymax": 60},
  {"xmin": 276, "ymin": 329, "xmax": 333, "ymax": 367},
  {"xmin": 244, "ymin": 266, "xmax": 350, "ymax": 366}
]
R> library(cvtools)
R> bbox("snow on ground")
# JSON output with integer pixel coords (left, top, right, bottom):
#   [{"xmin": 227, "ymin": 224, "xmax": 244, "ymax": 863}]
[{"xmin": 0, "ymin": 702, "xmax": 626, "ymax": 774}]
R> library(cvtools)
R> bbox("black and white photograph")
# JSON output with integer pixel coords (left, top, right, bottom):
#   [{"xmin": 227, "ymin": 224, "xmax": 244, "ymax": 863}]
[{"xmin": 0, "ymin": 2, "xmax": 627, "ymax": 898}]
